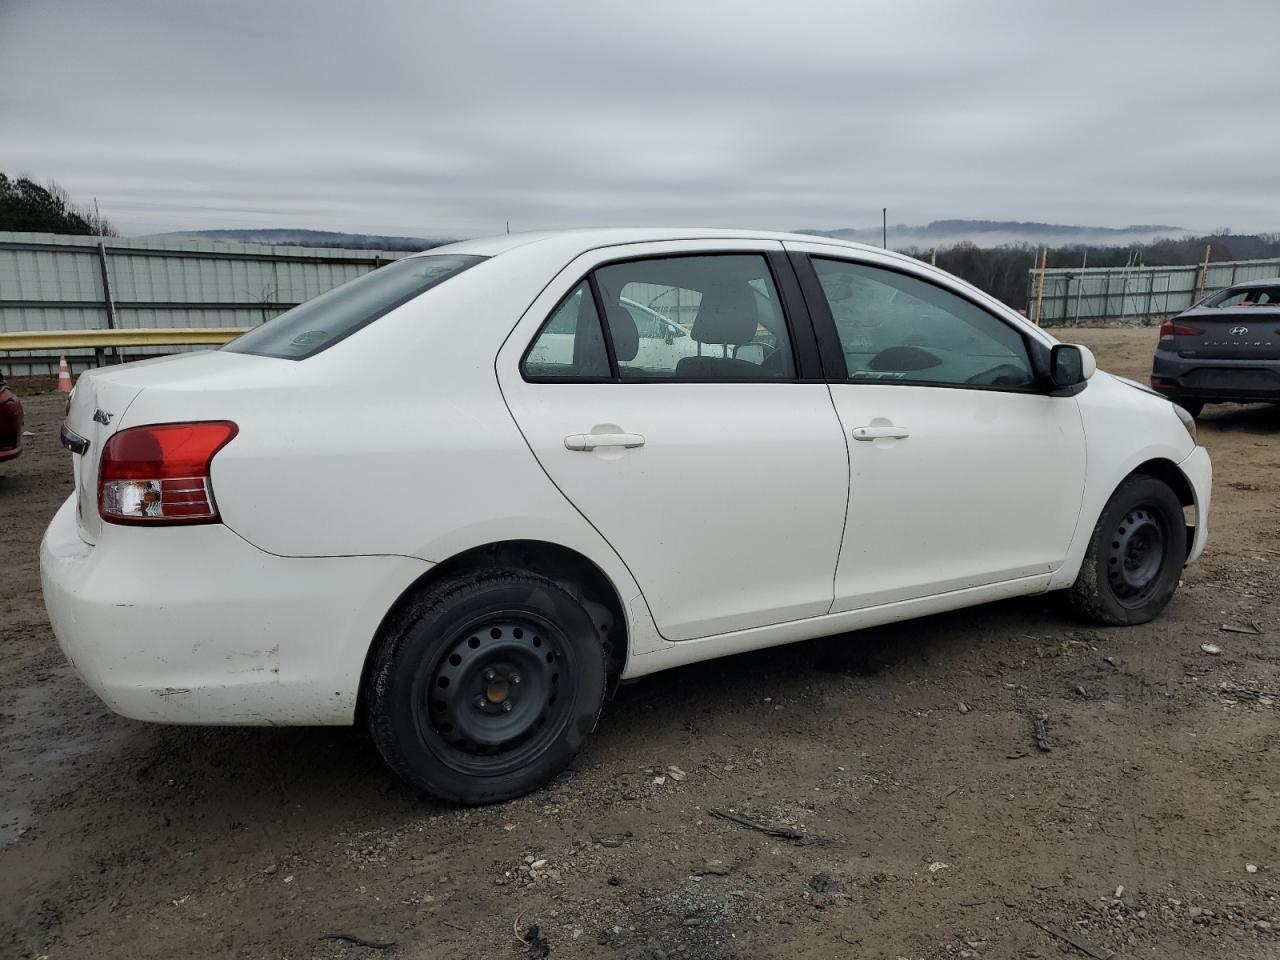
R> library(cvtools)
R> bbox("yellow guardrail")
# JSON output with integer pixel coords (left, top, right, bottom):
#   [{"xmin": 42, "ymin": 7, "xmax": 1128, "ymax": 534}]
[{"xmin": 0, "ymin": 328, "xmax": 247, "ymax": 351}]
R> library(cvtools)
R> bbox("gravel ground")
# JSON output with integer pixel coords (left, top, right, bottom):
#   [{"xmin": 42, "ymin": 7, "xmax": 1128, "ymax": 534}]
[{"xmin": 1, "ymin": 327, "xmax": 1277, "ymax": 959}]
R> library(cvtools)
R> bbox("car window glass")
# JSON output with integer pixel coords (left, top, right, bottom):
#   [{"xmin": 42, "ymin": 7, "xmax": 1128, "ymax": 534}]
[
  {"xmin": 592, "ymin": 255, "xmax": 795, "ymax": 380},
  {"xmin": 224, "ymin": 254, "xmax": 485, "ymax": 360},
  {"xmin": 812, "ymin": 258, "xmax": 1033, "ymax": 389},
  {"xmin": 521, "ymin": 281, "xmax": 610, "ymax": 379},
  {"xmin": 1210, "ymin": 286, "xmax": 1280, "ymax": 307}
]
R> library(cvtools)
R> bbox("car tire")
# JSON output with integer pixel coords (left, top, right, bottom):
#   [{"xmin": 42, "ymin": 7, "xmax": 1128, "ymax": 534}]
[
  {"xmin": 1174, "ymin": 398, "xmax": 1205, "ymax": 417},
  {"xmin": 1068, "ymin": 475, "xmax": 1187, "ymax": 626},
  {"xmin": 366, "ymin": 571, "xmax": 607, "ymax": 805}
]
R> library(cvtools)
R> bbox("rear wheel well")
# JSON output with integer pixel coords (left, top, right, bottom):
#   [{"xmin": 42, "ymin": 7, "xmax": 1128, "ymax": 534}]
[
  {"xmin": 356, "ymin": 541, "xmax": 627, "ymax": 724},
  {"xmin": 1129, "ymin": 458, "xmax": 1196, "ymax": 555}
]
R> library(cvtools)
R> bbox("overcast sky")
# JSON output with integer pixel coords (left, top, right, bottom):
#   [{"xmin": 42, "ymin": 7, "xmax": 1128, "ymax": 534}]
[{"xmin": 3, "ymin": 0, "xmax": 1278, "ymax": 238}]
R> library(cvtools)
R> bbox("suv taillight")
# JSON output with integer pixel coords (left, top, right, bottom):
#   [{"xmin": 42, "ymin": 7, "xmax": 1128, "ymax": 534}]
[
  {"xmin": 1159, "ymin": 319, "xmax": 1203, "ymax": 340},
  {"xmin": 99, "ymin": 421, "xmax": 238, "ymax": 525}
]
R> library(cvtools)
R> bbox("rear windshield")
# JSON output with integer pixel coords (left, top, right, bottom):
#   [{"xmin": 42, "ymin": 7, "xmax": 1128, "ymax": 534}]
[
  {"xmin": 224, "ymin": 254, "xmax": 486, "ymax": 359},
  {"xmin": 1205, "ymin": 285, "xmax": 1280, "ymax": 308}
]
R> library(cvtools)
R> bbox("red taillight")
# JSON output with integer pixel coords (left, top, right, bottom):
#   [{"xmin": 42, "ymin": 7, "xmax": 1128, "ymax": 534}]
[
  {"xmin": 1159, "ymin": 318, "xmax": 1203, "ymax": 341},
  {"xmin": 99, "ymin": 421, "xmax": 238, "ymax": 525}
]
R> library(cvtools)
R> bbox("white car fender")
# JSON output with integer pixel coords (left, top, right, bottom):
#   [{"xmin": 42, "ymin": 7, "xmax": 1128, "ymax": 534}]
[{"xmin": 1047, "ymin": 371, "xmax": 1201, "ymax": 591}]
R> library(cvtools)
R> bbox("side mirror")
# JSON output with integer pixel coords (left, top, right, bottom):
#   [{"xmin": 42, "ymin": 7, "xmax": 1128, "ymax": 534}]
[{"xmin": 1050, "ymin": 343, "xmax": 1096, "ymax": 388}]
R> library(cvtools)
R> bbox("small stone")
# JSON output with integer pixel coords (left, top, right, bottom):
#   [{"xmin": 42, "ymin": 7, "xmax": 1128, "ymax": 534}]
[
  {"xmin": 530, "ymin": 859, "xmax": 548, "ymax": 870},
  {"xmin": 1246, "ymin": 863, "xmax": 1258, "ymax": 873},
  {"xmin": 927, "ymin": 861, "xmax": 949, "ymax": 873},
  {"xmin": 1255, "ymin": 920, "xmax": 1272, "ymax": 930},
  {"xmin": 1115, "ymin": 885, "xmax": 1124, "ymax": 898},
  {"xmin": 958, "ymin": 702, "xmax": 970, "ymax": 714},
  {"xmin": 653, "ymin": 776, "xmax": 667, "ymax": 786},
  {"xmin": 262, "ymin": 864, "xmax": 277, "ymax": 875},
  {"xmin": 1188, "ymin": 906, "xmax": 1203, "ymax": 919},
  {"xmin": 1201, "ymin": 642, "xmax": 1222, "ymax": 656},
  {"xmin": 1075, "ymin": 686, "xmax": 1088, "ymax": 697},
  {"xmin": 666, "ymin": 765, "xmax": 687, "ymax": 782}
]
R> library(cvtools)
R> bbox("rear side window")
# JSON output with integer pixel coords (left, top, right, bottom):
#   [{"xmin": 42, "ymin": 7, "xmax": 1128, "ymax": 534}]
[
  {"xmin": 521, "ymin": 282, "xmax": 611, "ymax": 380},
  {"xmin": 593, "ymin": 254, "xmax": 795, "ymax": 380},
  {"xmin": 225, "ymin": 254, "xmax": 486, "ymax": 359}
]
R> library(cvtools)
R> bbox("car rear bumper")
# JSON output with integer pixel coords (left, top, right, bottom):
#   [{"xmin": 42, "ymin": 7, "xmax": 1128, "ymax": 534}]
[
  {"xmin": 40, "ymin": 495, "xmax": 432, "ymax": 725},
  {"xmin": 1151, "ymin": 350, "xmax": 1280, "ymax": 401}
]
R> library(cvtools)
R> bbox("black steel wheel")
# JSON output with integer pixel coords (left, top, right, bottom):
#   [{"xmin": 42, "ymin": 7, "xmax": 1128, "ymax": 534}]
[
  {"xmin": 1069, "ymin": 475, "xmax": 1187, "ymax": 625},
  {"xmin": 1104, "ymin": 504, "xmax": 1167, "ymax": 607},
  {"xmin": 421, "ymin": 614, "xmax": 574, "ymax": 777},
  {"xmin": 367, "ymin": 572, "xmax": 607, "ymax": 804}
]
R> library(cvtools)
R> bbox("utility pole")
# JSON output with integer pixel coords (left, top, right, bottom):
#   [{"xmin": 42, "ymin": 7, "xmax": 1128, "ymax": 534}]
[
  {"xmin": 1032, "ymin": 246, "xmax": 1049, "ymax": 325},
  {"xmin": 882, "ymin": 208, "xmax": 887, "ymax": 249},
  {"xmin": 506, "ymin": 220, "xmax": 510, "ymax": 235}
]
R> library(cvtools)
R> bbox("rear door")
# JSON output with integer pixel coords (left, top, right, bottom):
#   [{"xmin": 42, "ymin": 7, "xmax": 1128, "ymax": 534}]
[{"xmin": 497, "ymin": 240, "xmax": 849, "ymax": 642}]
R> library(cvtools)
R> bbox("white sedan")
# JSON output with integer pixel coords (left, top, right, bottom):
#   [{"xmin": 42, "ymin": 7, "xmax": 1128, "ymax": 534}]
[{"xmin": 42, "ymin": 229, "xmax": 1211, "ymax": 804}]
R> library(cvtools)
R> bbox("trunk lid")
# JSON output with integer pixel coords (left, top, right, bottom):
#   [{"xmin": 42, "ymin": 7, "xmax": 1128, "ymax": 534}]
[
  {"xmin": 1174, "ymin": 306, "xmax": 1280, "ymax": 361},
  {"xmin": 65, "ymin": 371, "xmax": 144, "ymax": 544},
  {"xmin": 63, "ymin": 350, "xmax": 283, "ymax": 543}
]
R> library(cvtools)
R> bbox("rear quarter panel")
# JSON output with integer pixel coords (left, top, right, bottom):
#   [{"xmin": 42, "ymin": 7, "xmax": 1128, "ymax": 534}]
[{"xmin": 116, "ymin": 247, "xmax": 651, "ymax": 648}]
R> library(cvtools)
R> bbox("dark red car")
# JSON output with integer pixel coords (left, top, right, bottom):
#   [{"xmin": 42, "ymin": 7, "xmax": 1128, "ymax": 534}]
[{"xmin": 0, "ymin": 371, "xmax": 23, "ymax": 463}]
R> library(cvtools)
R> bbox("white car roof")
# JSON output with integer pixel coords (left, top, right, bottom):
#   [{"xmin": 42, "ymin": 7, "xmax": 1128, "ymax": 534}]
[{"xmin": 416, "ymin": 227, "xmax": 900, "ymax": 262}]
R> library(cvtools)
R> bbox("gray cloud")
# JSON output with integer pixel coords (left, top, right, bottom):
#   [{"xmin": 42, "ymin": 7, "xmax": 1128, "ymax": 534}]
[{"xmin": 3, "ymin": 0, "xmax": 1278, "ymax": 238}]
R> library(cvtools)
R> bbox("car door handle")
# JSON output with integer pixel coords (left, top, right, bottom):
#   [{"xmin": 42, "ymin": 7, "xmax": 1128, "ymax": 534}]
[
  {"xmin": 564, "ymin": 432, "xmax": 646, "ymax": 451},
  {"xmin": 851, "ymin": 425, "xmax": 910, "ymax": 441}
]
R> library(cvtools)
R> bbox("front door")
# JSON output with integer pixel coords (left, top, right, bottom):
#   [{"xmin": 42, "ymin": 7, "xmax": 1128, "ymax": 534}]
[
  {"xmin": 499, "ymin": 242, "xmax": 850, "ymax": 641},
  {"xmin": 787, "ymin": 243, "xmax": 1087, "ymax": 612}
]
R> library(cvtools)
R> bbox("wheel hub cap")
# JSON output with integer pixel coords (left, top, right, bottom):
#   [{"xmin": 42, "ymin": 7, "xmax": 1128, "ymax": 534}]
[
  {"xmin": 425, "ymin": 618, "xmax": 564, "ymax": 759},
  {"xmin": 1106, "ymin": 505, "xmax": 1166, "ymax": 603}
]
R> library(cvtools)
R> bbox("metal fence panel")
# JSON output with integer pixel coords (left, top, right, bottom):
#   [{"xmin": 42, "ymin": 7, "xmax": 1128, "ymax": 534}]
[
  {"xmin": 1028, "ymin": 257, "xmax": 1280, "ymax": 325},
  {"xmin": 0, "ymin": 232, "xmax": 411, "ymax": 375}
]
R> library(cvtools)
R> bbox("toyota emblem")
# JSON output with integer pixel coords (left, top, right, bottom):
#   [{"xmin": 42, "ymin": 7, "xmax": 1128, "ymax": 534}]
[{"xmin": 1230, "ymin": 326, "xmax": 1249, "ymax": 336}]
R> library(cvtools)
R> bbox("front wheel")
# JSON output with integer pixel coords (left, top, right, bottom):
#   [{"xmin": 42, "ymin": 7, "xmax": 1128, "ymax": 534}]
[
  {"xmin": 1068, "ymin": 476, "xmax": 1187, "ymax": 625},
  {"xmin": 366, "ymin": 572, "xmax": 607, "ymax": 804}
]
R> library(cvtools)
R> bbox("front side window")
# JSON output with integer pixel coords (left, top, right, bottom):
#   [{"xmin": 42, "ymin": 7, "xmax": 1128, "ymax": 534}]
[
  {"xmin": 225, "ymin": 254, "xmax": 485, "ymax": 360},
  {"xmin": 812, "ymin": 258, "xmax": 1033, "ymax": 389},
  {"xmin": 593, "ymin": 255, "xmax": 795, "ymax": 380}
]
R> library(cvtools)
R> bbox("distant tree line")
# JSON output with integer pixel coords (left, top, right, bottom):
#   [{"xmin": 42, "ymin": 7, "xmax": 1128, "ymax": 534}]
[
  {"xmin": 0, "ymin": 174, "xmax": 117, "ymax": 236},
  {"xmin": 906, "ymin": 232, "xmax": 1280, "ymax": 310}
]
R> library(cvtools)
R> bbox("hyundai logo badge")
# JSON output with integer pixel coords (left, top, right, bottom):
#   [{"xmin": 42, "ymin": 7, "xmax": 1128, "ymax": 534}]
[
  {"xmin": 1230, "ymin": 326, "xmax": 1249, "ymax": 336},
  {"xmin": 93, "ymin": 408, "xmax": 113, "ymax": 425}
]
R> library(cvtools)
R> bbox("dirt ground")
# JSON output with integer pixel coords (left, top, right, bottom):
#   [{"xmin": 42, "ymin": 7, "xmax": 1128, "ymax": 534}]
[{"xmin": 1, "ymin": 327, "xmax": 1277, "ymax": 960}]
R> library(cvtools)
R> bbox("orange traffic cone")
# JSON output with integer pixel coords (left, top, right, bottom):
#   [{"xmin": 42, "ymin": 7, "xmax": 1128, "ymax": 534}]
[{"xmin": 57, "ymin": 355, "xmax": 73, "ymax": 393}]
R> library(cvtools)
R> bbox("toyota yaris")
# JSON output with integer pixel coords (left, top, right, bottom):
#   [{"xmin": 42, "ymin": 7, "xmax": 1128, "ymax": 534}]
[{"xmin": 42, "ymin": 229, "xmax": 1211, "ymax": 804}]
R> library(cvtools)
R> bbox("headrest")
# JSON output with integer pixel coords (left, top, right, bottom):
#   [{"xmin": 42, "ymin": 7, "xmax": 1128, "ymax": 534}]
[
  {"xmin": 691, "ymin": 284, "xmax": 758, "ymax": 346},
  {"xmin": 602, "ymin": 297, "xmax": 639, "ymax": 362}
]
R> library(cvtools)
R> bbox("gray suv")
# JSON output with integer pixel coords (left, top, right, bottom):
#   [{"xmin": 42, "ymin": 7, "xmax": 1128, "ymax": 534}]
[{"xmin": 1151, "ymin": 278, "xmax": 1280, "ymax": 415}]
